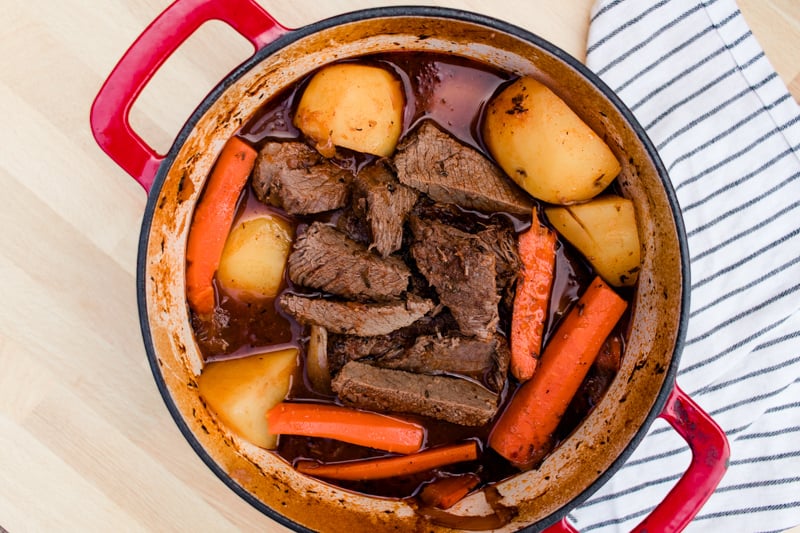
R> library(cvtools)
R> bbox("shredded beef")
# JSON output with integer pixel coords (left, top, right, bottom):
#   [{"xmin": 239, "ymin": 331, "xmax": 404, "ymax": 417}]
[
  {"xmin": 409, "ymin": 216, "xmax": 500, "ymax": 339},
  {"xmin": 352, "ymin": 162, "xmax": 418, "ymax": 257}
]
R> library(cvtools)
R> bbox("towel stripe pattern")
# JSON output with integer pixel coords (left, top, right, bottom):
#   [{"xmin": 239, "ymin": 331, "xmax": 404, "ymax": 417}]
[{"xmin": 568, "ymin": 1, "xmax": 800, "ymax": 531}]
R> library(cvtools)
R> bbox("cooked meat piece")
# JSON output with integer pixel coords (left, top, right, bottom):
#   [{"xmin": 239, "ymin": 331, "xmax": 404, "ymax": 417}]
[
  {"xmin": 330, "ymin": 334, "xmax": 401, "ymax": 365},
  {"xmin": 329, "ymin": 312, "xmax": 456, "ymax": 360},
  {"xmin": 411, "ymin": 202, "xmax": 520, "ymax": 317},
  {"xmin": 412, "ymin": 201, "xmax": 520, "ymax": 295},
  {"xmin": 374, "ymin": 333, "xmax": 510, "ymax": 392},
  {"xmin": 376, "ymin": 334, "xmax": 493, "ymax": 374},
  {"xmin": 477, "ymin": 224, "xmax": 521, "ymax": 291},
  {"xmin": 327, "ymin": 312, "xmax": 458, "ymax": 375},
  {"xmin": 326, "ymin": 334, "xmax": 394, "ymax": 376},
  {"xmin": 287, "ymin": 222, "xmax": 410, "ymax": 302},
  {"xmin": 352, "ymin": 162, "xmax": 418, "ymax": 257},
  {"xmin": 279, "ymin": 293, "xmax": 434, "ymax": 336},
  {"xmin": 564, "ymin": 341, "xmax": 621, "ymax": 427},
  {"xmin": 334, "ymin": 206, "xmax": 371, "ymax": 246},
  {"xmin": 488, "ymin": 335, "xmax": 511, "ymax": 393},
  {"xmin": 332, "ymin": 361, "xmax": 499, "ymax": 426},
  {"xmin": 393, "ymin": 121, "xmax": 533, "ymax": 215},
  {"xmin": 410, "ymin": 216, "xmax": 500, "ymax": 339},
  {"xmin": 252, "ymin": 141, "xmax": 351, "ymax": 215},
  {"xmin": 477, "ymin": 223, "xmax": 521, "ymax": 313},
  {"xmin": 411, "ymin": 198, "xmax": 478, "ymax": 233}
]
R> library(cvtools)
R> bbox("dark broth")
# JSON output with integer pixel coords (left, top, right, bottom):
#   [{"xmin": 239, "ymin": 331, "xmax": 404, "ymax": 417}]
[{"xmin": 191, "ymin": 52, "xmax": 629, "ymax": 509}]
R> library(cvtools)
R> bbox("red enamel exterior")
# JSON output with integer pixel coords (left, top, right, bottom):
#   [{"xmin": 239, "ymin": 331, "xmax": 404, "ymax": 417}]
[
  {"xmin": 546, "ymin": 384, "xmax": 730, "ymax": 532},
  {"xmin": 89, "ymin": 1, "xmax": 729, "ymax": 530},
  {"xmin": 635, "ymin": 384, "xmax": 730, "ymax": 531},
  {"xmin": 89, "ymin": 0, "xmax": 288, "ymax": 192}
]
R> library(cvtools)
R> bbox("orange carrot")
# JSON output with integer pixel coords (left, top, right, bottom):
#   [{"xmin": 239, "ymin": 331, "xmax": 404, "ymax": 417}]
[
  {"xmin": 510, "ymin": 208, "xmax": 557, "ymax": 382},
  {"xmin": 186, "ymin": 136, "xmax": 257, "ymax": 315},
  {"xmin": 295, "ymin": 441, "xmax": 479, "ymax": 481},
  {"xmin": 267, "ymin": 402, "xmax": 425, "ymax": 454},
  {"xmin": 489, "ymin": 277, "xmax": 627, "ymax": 469},
  {"xmin": 418, "ymin": 473, "xmax": 481, "ymax": 509}
]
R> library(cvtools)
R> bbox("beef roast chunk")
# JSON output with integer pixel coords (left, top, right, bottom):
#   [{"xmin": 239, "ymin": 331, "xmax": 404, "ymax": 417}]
[
  {"xmin": 374, "ymin": 333, "xmax": 510, "ymax": 392},
  {"xmin": 279, "ymin": 293, "xmax": 434, "ymax": 337},
  {"xmin": 488, "ymin": 335, "xmax": 511, "ymax": 393},
  {"xmin": 376, "ymin": 334, "xmax": 491, "ymax": 376},
  {"xmin": 332, "ymin": 361, "xmax": 498, "ymax": 426},
  {"xmin": 334, "ymin": 206, "xmax": 371, "ymax": 246},
  {"xmin": 327, "ymin": 311, "xmax": 458, "ymax": 375},
  {"xmin": 411, "ymin": 198, "xmax": 479, "ymax": 234},
  {"xmin": 412, "ymin": 201, "xmax": 520, "ymax": 315},
  {"xmin": 252, "ymin": 142, "xmax": 351, "ymax": 215},
  {"xmin": 326, "ymin": 334, "xmax": 397, "ymax": 376},
  {"xmin": 410, "ymin": 216, "xmax": 500, "ymax": 339},
  {"xmin": 393, "ymin": 121, "xmax": 533, "ymax": 215},
  {"xmin": 330, "ymin": 333, "xmax": 401, "ymax": 364},
  {"xmin": 328, "ymin": 312, "xmax": 456, "ymax": 363},
  {"xmin": 288, "ymin": 222, "xmax": 410, "ymax": 302},
  {"xmin": 352, "ymin": 162, "xmax": 418, "ymax": 257}
]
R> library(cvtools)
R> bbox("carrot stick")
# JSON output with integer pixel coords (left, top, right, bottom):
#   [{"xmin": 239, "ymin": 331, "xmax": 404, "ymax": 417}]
[
  {"xmin": 267, "ymin": 402, "xmax": 425, "ymax": 454},
  {"xmin": 418, "ymin": 473, "xmax": 481, "ymax": 509},
  {"xmin": 294, "ymin": 441, "xmax": 479, "ymax": 481},
  {"xmin": 510, "ymin": 208, "xmax": 557, "ymax": 382},
  {"xmin": 186, "ymin": 136, "xmax": 257, "ymax": 315},
  {"xmin": 489, "ymin": 277, "xmax": 627, "ymax": 469}
]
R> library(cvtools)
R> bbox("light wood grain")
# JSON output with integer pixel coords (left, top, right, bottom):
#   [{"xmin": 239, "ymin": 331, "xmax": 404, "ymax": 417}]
[
  {"xmin": 739, "ymin": 0, "xmax": 800, "ymax": 102},
  {"xmin": 0, "ymin": 0, "xmax": 796, "ymax": 531}
]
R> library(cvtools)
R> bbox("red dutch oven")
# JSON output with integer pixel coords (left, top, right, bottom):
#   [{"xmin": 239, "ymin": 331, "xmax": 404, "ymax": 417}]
[{"xmin": 90, "ymin": 0, "xmax": 730, "ymax": 531}]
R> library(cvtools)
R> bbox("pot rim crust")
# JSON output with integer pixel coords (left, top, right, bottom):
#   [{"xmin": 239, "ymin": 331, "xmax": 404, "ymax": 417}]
[{"xmin": 136, "ymin": 7, "xmax": 690, "ymax": 532}]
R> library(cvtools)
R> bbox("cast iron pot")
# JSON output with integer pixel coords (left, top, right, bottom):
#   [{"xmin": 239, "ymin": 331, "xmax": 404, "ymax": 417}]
[{"xmin": 90, "ymin": 0, "xmax": 730, "ymax": 531}]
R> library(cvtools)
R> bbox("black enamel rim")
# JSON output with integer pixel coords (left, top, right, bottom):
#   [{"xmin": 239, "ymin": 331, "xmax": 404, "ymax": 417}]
[{"xmin": 136, "ymin": 6, "xmax": 691, "ymax": 532}]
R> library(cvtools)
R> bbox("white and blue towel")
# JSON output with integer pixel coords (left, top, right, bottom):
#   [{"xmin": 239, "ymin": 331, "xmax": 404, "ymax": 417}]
[{"xmin": 568, "ymin": 1, "xmax": 800, "ymax": 531}]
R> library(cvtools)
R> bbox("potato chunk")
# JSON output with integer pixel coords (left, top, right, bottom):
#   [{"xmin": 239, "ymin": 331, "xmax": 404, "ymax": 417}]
[
  {"xmin": 545, "ymin": 195, "xmax": 640, "ymax": 286},
  {"xmin": 217, "ymin": 215, "xmax": 293, "ymax": 297},
  {"xmin": 198, "ymin": 348, "xmax": 298, "ymax": 449},
  {"xmin": 294, "ymin": 63, "xmax": 404, "ymax": 157},
  {"xmin": 483, "ymin": 77, "xmax": 620, "ymax": 205}
]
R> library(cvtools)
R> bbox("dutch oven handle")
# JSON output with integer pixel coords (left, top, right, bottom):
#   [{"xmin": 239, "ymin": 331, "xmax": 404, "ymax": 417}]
[
  {"xmin": 90, "ymin": 0, "xmax": 289, "ymax": 193},
  {"xmin": 547, "ymin": 383, "xmax": 730, "ymax": 533}
]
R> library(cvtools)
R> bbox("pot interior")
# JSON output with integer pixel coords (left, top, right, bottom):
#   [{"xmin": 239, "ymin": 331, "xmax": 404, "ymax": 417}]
[{"xmin": 139, "ymin": 9, "xmax": 686, "ymax": 532}]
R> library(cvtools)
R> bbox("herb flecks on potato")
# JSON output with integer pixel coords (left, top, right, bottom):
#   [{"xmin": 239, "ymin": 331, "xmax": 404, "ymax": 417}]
[
  {"xmin": 484, "ymin": 77, "xmax": 620, "ymax": 205},
  {"xmin": 294, "ymin": 63, "xmax": 404, "ymax": 158}
]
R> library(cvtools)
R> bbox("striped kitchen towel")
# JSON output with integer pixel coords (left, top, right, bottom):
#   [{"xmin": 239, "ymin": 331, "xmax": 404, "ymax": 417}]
[{"xmin": 568, "ymin": 1, "xmax": 800, "ymax": 531}]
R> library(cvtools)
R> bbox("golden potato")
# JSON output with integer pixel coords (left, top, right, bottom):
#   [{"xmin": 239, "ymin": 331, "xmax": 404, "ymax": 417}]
[
  {"xmin": 217, "ymin": 215, "xmax": 293, "ymax": 297},
  {"xmin": 483, "ymin": 77, "xmax": 621, "ymax": 205},
  {"xmin": 545, "ymin": 195, "xmax": 640, "ymax": 286},
  {"xmin": 198, "ymin": 348, "xmax": 298, "ymax": 449},
  {"xmin": 294, "ymin": 63, "xmax": 404, "ymax": 157}
]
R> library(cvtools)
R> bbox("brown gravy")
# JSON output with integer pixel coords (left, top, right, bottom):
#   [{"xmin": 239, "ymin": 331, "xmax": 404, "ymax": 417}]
[{"xmin": 190, "ymin": 52, "xmax": 629, "ymax": 510}]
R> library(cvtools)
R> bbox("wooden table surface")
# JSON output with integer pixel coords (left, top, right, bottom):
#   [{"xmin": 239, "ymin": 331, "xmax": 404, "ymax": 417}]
[{"xmin": 1, "ymin": 1, "xmax": 797, "ymax": 531}]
